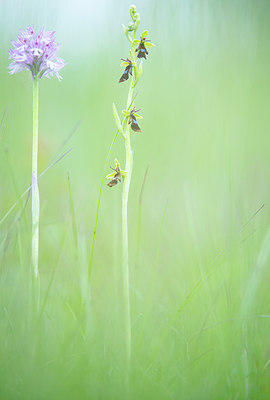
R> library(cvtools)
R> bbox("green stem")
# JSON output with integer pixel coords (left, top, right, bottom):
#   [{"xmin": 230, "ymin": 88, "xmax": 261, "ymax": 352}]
[
  {"xmin": 127, "ymin": 47, "xmax": 136, "ymax": 109},
  {"xmin": 32, "ymin": 77, "xmax": 40, "ymax": 309},
  {"xmin": 122, "ymin": 49, "xmax": 136, "ymax": 379},
  {"xmin": 122, "ymin": 126, "xmax": 133, "ymax": 373}
]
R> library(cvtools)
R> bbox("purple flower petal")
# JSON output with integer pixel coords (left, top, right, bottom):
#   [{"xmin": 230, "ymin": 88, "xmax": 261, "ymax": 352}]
[{"xmin": 8, "ymin": 26, "xmax": 65, "ymax": 80}]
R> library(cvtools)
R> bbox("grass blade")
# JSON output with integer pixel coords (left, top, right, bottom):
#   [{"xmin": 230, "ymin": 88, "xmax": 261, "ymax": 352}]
[
  {"xmin": 88, "ymin": 130, "xmax": 119, "ymax": 282},
  {"xmin": 0, "ymin": 148, "xmax": 73, "ymax": 227}
]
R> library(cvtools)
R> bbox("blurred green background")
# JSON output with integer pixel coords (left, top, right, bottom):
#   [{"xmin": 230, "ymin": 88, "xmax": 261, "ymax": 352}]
[{"xmin": 1, "ymin": 0, "xmax": 270, "ymax": 399}]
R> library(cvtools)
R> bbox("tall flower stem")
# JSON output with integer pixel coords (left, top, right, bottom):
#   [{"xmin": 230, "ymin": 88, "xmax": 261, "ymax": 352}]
[
  {"xmin": 8, "ymin": 27, "xmax": 65, "ymax": 313},
  {"xmin": 32, "ymin": 76, "xmax": 40, "ymax": 310},
  {"xmin": 122, "ymin": 46, "xmax": 136, "ymax": 381},
  {"xmin": 122, "ymin": 122, "xmax": 133, "ymax": 373},
  {"xmin": 108, "ymin": 5, "xmax": 154, "ymax": 383}
]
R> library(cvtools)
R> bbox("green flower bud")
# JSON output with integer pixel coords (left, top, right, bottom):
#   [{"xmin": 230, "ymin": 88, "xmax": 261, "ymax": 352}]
[
  {"xmin": 128, "ymin": 22, "xmax": 135, "ymax": 32},
  {"xmin": 122, "ymin": 24, "xmax": 133, "ymax": 43},
  {"xmin": 130, "ymin": 5, "xmax": 136, "ymax": 19},
  {"xmin": 133, "ymin": 12, "xmax": 140, "ymax": 30}
]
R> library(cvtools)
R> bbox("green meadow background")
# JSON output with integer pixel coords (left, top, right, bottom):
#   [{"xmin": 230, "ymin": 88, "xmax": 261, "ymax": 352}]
[{"xmin": 1, "ymin": 0, "xmax": 270, "ymax": 398}]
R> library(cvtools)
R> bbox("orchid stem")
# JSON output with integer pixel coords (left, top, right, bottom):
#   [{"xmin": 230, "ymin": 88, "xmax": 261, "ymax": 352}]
[
  {"xmin": 32, "ymin": 76, "xmax": 40, "ymax": 312},
  {"xmin": 122, "ymin": 116, "xmax": 133, "ymax": 379},
  {"xmin": 122, "ymin": 37, "xmax": 137, "ymax": 388}
]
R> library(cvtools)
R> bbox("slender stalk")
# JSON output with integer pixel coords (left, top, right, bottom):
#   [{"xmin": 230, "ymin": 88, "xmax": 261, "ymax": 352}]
[
  {"xmin": 122, "ymin": 123, "xmax": 133, "ymax": 373},
  {"xmin": 136, "ymin": 166, "xmax": 149, "ymax": 267},
  {"xmin": 120, "ymin": 28, "xmax": 140, "ymax": 385},
  {"xmin": 88, "ymin": 130, "xmax": 119, "ymax": 282},
  {"xmin": 67, "ymin": 172, "xmax": 78, "ymax": 252},
  {"xmin": 138, "ymin": 201, "xmax": 167, "ymax": 348},
  {"xmin": 121, "ymin": 41, "xmax": 137, "ymax": 379},
  {"xmin": 32, "ymin": 77, "xmax": 40, "ymax": 309}
]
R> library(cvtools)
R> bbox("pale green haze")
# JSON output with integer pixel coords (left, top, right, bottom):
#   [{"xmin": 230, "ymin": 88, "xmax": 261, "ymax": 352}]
[{"xmin": 0, "ymin": 0, "xmax": 270, "ymax": 399}]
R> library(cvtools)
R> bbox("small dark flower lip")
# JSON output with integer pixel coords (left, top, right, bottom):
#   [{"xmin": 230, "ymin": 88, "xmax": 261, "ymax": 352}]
[
  {"xmin": 109, "ymin": 164, "xmax": 122, "ymax": 182},
  {"xmin": 106, "ymin": 159, "xmax": 127, "ymax": 187},
  {"xmin": 135, "ymin": 34, "xmax": 155, "ymax": 59},
  {"xmin": 107, "ymin": 177, "xmax": 120, "ymax": 187},
  {"xmin": 119, "ymin": 57, "xmax": 133, "ymax": 83},
  {"xmin": 128, "ymin": 107, "xmax": 142, "ymax": 132},
  {"xmin": 136, "ymin": 38, "xmax": 149, "ymax": 59}
]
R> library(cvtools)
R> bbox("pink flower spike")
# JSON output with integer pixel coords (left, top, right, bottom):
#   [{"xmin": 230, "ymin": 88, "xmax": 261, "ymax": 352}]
[{"xmin": 8, "ymin": 26, "xmax": 66, "ymax": 80}]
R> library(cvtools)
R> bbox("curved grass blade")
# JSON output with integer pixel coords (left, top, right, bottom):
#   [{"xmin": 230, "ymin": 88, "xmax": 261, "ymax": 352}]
[
  {"xmin": 88, "ymin": 129, "xmax": 119, "ymax": 282},
  {"xmin": 0, "ymin": 148, "xmax": 73, "ymax": 227}
]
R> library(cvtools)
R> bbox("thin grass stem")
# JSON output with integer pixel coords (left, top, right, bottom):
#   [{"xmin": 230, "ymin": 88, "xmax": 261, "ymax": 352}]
[
  {"xmin": 0, "ymin": 108, "xmax": 7, "ymax": 145},
  {"xmin": 136, "ymin": 165, "xmax": 149, "ymax": 267},
  {"xmin": 138, "ymin": 201, "xmax": 167, "ymax": 347},
  {"xmin": 88, "ymin": 130, "xmax": 119, "ymax": 282},
  {"xmin": 39, "ymin": 227, "xmax": 67, "ymax": 319},
  {"xmin": 67, "ymin": 172, "xmax": 78, "ymax": 252}
]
